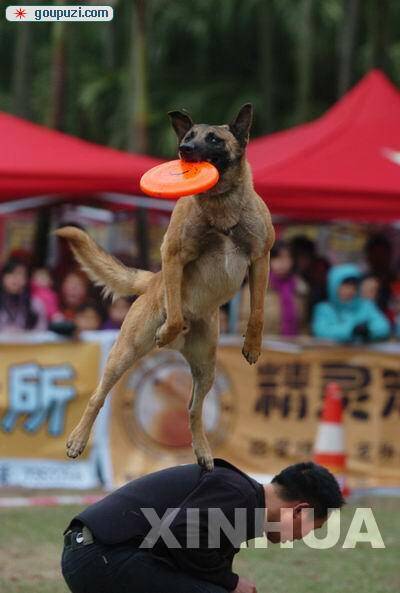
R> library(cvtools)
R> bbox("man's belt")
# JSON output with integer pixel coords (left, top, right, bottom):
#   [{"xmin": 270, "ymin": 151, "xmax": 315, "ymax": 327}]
[{"xmin": 64, "ymin": 525, "xmax": 94, "ymax": 549}]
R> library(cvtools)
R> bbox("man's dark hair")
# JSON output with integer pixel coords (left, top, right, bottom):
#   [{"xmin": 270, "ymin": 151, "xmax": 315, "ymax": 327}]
[{"xmin": 271, "ymin": 462, "xmax": 345, "ymax": 518}]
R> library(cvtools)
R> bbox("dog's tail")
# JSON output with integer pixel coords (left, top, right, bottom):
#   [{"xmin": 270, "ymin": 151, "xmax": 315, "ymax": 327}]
[{"xmin": 55, "ymin": 226, "xmax": 154, "ymax": 298}]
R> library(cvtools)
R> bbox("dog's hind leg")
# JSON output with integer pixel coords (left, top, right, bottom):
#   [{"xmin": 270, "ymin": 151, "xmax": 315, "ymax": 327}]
[
  {"xmin": 66, "ymin": 294, "xmax": 162, "ymax": 458},
  {"xmin": 180, "ymin": 311, "xmax": 219, "ymax": 471}
]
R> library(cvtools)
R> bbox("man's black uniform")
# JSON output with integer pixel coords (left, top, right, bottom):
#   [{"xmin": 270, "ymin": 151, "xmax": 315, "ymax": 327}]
[{"xmin": 62, "ymin": 458, "xmax": 265, "ymax": 593}]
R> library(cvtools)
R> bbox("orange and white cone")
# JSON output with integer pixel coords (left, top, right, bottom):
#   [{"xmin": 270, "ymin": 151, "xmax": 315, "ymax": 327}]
[{"xmin": 313, "ymin": 382, "xmax": 350, "ymax": 497}]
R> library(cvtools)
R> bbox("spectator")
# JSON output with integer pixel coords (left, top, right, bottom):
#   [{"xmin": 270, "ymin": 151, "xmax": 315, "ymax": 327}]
[
  {"xmin": 290, "ymin": 235, "xmax": 330, "ymax": 314},
  {"xmin": 364, "ymin": 234, "xmax": 395, "ymax": 311},
  {"xmin": 388, "ymin": 281, "xmax": 400, "ymax": 339},
  {"xmin": 0, "ymin": 259, "xmax": 47, "ymax": 332},
  {"xmin": 238, "ymin": 240, "xmax": 308, "ymax": 337},
  {"xmin": 31, "ymin": 267, "xmax": 61, "ymax": 322},
  {"xmin": 75, "ymin": 302, "xmax": 104, "ymax": 333},
  {"xmin": 102, "ymin": 297, "xmax": 131, "ymax": 330},
  {"xmin": 360, "ymin": 273, "xmax": 380, "ymax": 303},
  {"xmin": 60, "ymin": 271, "xmax": 90, "ymax": 320},
  {"xmin": 312, "ymin": 264, "xmax": 390, "ymax": 343}
]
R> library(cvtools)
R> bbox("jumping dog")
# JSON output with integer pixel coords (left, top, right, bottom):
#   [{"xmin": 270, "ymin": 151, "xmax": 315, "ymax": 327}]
[{"xmin": 56, "ymin": 103, "xmax": 275, "ymax": 470}]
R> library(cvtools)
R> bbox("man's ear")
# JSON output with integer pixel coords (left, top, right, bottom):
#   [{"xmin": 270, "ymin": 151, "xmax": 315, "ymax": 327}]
[
  {"xmin": 229, "ymin": 103, "xmax": 253, "ymax": 146},
  {"xmin": 293, "ymin": 502, "xmax": 311, "ymax": 518},
  {"xmin": 168, "ymin": 110, "xmax": 194, "ymax": 142}
]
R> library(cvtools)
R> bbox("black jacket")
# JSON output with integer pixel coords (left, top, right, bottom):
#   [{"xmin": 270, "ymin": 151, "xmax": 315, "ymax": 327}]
[{"xmin": 70, "ymin": 458, "xmax": 265, "ymax": 591}]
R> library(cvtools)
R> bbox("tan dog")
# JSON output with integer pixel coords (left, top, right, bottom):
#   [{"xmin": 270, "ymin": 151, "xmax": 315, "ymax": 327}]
[{"xmin": 56, "ymin": 103, "xmax": 274, "ymax": 470}]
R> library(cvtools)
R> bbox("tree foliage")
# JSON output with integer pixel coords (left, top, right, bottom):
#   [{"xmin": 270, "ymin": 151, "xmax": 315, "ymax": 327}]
[{"xmin": 0, "ymin": 0, "xmax": 399, "ymax": 157}]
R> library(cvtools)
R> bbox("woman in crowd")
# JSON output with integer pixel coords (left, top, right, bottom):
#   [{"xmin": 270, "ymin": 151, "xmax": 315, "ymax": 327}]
[
  {"xmin": 312, "ymin": 263, "xmax": 390, "ymax": 343},
  {"xmin": 59, "ymin": 270, "xmax": 90, "ymax": 321},
  {"xmin": 0, "ymin": 259, "xmax": 47, "ymax": 333},
  {"xmin": 290, "ymin": 235, "xmax": 330, "ymax": 316},
  {"xmin": 238, "ymin": 240, "xmax": 308, "ymax": 337}
]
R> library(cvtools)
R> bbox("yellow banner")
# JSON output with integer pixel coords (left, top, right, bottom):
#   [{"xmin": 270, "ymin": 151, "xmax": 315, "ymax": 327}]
[
  {"xmin": 0, "ymin": 341, "xmax": 100, "ymax": 488},
  {"xmin": 108, "ymin": 345, "xmax": 400, "ymax": 487}
]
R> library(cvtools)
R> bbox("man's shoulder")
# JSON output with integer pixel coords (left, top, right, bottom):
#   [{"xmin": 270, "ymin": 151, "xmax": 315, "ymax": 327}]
[{"xmin": 212, "ymin": 458, "xmax": 262, "ymax": 496}]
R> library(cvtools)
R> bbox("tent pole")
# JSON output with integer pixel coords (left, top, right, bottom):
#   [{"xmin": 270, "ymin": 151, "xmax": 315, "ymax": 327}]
[{"xmin": 33, "ymin": 206, "xmax": 52, "ymax": 267}]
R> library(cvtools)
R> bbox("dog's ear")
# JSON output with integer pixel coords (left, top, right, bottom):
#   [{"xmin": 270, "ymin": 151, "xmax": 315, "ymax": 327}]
[
  {"xmin": 229, "ymin": 103, "xmax": 253, "ymax": 147},
  {"xmin": 168, "ymin": 110, "xmax": 194, "ymax": 142}
]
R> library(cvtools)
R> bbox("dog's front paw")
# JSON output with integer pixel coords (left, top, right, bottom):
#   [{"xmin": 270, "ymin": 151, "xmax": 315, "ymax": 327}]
[
  {"xmin": 66, "ymin": 427, "xmax": 89, "ymax": 459},
  {"xmin": 242, "ymin": 341, "xmax": 261, "ymax": 365},
  {"xmin": 155, "ymin": 321, "xmax": 184, "ymax": 347},
  {"xmin": 193, "ymin": 443, "xmax": 214, "ymax": 471}
]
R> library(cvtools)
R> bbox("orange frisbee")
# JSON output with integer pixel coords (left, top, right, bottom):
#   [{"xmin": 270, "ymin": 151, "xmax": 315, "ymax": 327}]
[{"xmin": 140, "ymin": 159, "xmax": 219, "ymax": 198}]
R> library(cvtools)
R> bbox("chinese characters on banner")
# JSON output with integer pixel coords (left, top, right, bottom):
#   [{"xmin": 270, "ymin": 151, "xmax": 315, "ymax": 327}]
[
  {"xmin": 0, "ymin": 341, "xmax": 101, "ymax": 488},
  {"xmin": 0, "ymin": 337, "xmax": 399, "ymax": 489},
  {"xmin": 107, "ymin": 345, "xmax": 400, "ymax": 487}
]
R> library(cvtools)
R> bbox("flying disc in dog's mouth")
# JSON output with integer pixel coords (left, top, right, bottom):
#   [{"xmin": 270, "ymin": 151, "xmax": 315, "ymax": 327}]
[{"xmin": 140, "ymin": 159, "xmax": 219, "ymax": 198}]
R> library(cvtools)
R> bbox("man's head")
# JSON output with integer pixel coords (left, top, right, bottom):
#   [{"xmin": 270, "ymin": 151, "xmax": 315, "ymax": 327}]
[
  {"xmin": 168, "ymin": 103, "xmax": 253, "ymax": 174},
  {"xmin": 265, "ymin": 462, "xmax": 345, "ymax": 543}
]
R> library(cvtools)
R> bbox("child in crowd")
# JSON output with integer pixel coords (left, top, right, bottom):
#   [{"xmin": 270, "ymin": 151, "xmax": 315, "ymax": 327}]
[
  {"xmin": 31, "ymin": 267, "xmax": 61, "ymax": 322},
  {"xmin": 312, "ymin": 264, "xmax": 390, "ymax": 343},
  {"xmin": 0, "ymin": 259, "xmax": 47, "ymax": 332},
  {"xmin": 360, "ymin": 273, "xmax": 381, "ymax": 303},
  {"xmin": 74, "ymin": 302, "xmax": 104, "ymax": 333},
  {"xmin": 102, "ymin": 297, "xmax": 131, "ymax": 330}
]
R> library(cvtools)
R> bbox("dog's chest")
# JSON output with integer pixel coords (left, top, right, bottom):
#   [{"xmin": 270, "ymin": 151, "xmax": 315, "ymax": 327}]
[
  {"xmin": 196, "ymin": 225, "xmax": 251, "ymax": 285},
  {"xmin": 199, "ymin": 223, "xmax": 253, "ymax": 260}
]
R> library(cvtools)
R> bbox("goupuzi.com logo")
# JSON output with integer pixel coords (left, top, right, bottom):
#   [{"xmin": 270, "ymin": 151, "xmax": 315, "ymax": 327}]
[{"xmin": 6, "ymin": 5, "xmax": 114, "ymax": 22}]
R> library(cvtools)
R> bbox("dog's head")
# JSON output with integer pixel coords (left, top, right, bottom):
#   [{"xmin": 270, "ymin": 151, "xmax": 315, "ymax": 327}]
[{"xmin": 168, "ymin": 104, "xmax": 253, "ymax": 174}]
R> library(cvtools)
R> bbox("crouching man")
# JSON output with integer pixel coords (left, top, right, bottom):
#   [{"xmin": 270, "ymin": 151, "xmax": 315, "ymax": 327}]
[{"xmin": 61, "ymin": 459, "xmax": 344, "ymax": 593}]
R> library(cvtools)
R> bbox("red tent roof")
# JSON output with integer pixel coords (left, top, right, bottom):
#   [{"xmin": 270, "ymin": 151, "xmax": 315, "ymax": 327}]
[
  {"xmin": 248, "ymin": 69, "xmax": 400, "ymax": 221},
  {"xmin": 0, "ymin": 112, "xmax": 162, "ymax": 201}
]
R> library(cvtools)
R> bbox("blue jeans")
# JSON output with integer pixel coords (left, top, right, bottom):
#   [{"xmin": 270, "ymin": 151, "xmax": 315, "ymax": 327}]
[{"xmin": 61, "ymin": 539, "xmax": 229, "ymax": 593}]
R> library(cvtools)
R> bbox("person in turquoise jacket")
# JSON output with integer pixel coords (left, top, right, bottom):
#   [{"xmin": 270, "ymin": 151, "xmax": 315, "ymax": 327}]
[{"xmin": 312, "ymin": 263, "xmax": 390, "ymax": 343}]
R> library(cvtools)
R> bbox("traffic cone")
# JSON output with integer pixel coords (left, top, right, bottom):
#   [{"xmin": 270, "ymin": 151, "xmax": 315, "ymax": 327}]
[{"xmin": 313, "ymin": 382, "xmax": 350, "ymax": 497}]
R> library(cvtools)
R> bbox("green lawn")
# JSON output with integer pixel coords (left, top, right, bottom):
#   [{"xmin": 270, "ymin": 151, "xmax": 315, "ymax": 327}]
[{"xmin": 0, "ymin": 497, "xmax": 399, "ymax": 593}]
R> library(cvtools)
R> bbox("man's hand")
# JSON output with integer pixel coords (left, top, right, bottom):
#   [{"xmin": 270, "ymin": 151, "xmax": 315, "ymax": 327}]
[{"xmin": 232, "ymin": 576, "xmax": 258, "ymax": 593}]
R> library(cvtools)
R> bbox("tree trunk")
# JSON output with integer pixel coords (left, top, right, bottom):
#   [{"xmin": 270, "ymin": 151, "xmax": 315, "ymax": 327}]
[
  {"xmin": 12, "ymin": 24, "xmax": 33, "ymax": 118},
  {"xmin": 368, "ymin": 0, "xmax": 390, "ymax": 71},
  {"xmin": 337, "ymin": 0, "xmax": 360, "ymax": 97},
  {"xmin": 127, "ymin": 0, "xmax": 149, "ymax": 153},
  {"xmin": 257, "ymin": 0, "xmax": 274, "ymax": 133},
  {"xmin": 295, "ymin": 0, "xmax": 313, "ymax": 123},
  {"xmin": 48, "ymin": 17, "xmax": 67, "ymax": 129}
]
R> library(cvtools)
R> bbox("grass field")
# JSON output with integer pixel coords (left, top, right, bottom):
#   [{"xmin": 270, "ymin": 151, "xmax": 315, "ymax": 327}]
[{"xmin": 0, "ymin": 496, "xmax": 399, "ymax": 593}]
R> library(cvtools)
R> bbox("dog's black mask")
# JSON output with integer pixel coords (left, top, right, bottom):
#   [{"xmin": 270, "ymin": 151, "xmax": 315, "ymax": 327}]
[{"xmin": 168, "ymin": 104, "xmax": 253, "ymax": 173}]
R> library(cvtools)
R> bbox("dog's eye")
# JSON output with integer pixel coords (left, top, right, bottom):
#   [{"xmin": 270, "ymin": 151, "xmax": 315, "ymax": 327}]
[
  {"xmin": 206, "ymin": 133, "xmax": 222, "ymax": 144},
  {"xmin": 185, "ymin": 131, "xmax": 195, "ymax": 141}
]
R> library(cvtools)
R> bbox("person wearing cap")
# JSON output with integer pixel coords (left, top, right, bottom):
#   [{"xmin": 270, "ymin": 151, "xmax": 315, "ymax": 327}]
[
  {"xmin": 61, "ymin": 459, "xmax": 344, "ymax": 593},
  {"xmin": 312, "ymin": 263, "xmax": 390, "ymax": 343}
]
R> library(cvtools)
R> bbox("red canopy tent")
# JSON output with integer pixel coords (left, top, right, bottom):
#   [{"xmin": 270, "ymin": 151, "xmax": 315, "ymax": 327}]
[
  {"xmin": 0, "ymin": 112, "xmax": 161, "ymax": 202},
  {"xmin": 248, "ymin": 69, "xmax": 400, "ymax": 221}
]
